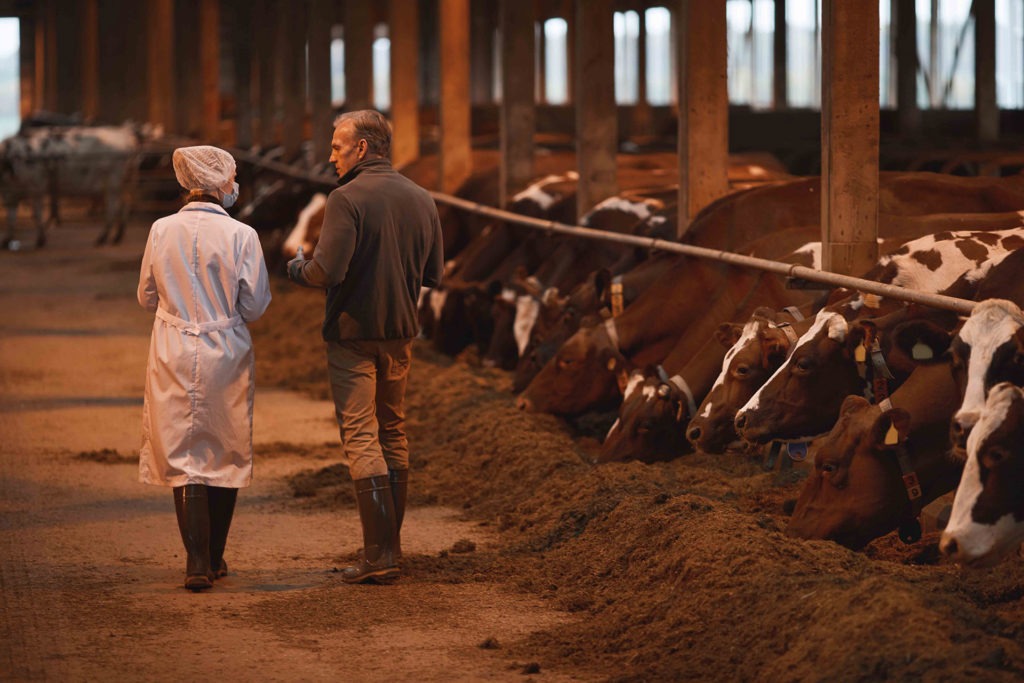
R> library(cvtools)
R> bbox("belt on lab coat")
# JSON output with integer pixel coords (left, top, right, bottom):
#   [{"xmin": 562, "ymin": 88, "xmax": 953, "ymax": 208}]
[{"xmin": 155, "ymin": 307, "xmax": 244, "ymax": 336}]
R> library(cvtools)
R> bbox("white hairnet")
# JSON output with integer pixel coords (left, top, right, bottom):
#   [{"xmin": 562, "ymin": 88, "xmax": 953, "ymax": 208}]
[{"xmin": 172, "ymin": 145, "xmax": 236, "ymax": 192}]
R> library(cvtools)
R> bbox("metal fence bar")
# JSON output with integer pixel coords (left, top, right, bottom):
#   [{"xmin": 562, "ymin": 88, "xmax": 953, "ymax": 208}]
[{"xmin": 427, "ymin": 191, "xmax": 978, "ymax": 316}]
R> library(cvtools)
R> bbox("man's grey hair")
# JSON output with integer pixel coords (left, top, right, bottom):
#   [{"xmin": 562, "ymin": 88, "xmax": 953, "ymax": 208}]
[{"xmin": 334, "ymin": 110, "xmax": 392, "ymax": 158}]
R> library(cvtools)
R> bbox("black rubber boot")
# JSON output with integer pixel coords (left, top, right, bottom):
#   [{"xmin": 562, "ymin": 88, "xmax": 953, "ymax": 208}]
[
  {"xmin": 389, "ymin": 469, "xmax": 409, "ymax": 560},
  {"xmin": 173, "ymin": 484, "xmax": 213, "ymax": 591},
  {"xmin": 342, "ymin": 475, "xmax": 399, "ymax": 584},
  {"xmin": 208, "ymin": 486, "xmax": 238, "ymax": 579}
]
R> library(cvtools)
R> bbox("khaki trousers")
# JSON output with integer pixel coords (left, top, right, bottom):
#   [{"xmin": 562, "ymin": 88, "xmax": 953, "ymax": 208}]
[{"xmin": 326, "ymin": 339, "xmax": 412, "ymax": 480}]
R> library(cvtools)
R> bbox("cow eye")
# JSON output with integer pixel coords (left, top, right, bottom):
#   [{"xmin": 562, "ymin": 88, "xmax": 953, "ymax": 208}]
[
  {"xmin": 983, "ymin": 447, "xmax": 1010, "ymax": 466},
  {"xmin": 821, "ymin": 462, "xmax": 838, "ymax": 474},
  {"xmin": 734, "ymin": 364, "xmax": 750, "ymax": 378},
  {"xmin": 794, "ymin": 357, "xmax": 814, "ymax": 372}
]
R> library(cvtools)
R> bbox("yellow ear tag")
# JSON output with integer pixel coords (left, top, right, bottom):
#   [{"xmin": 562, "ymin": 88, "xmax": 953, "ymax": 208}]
[
  {"xmin": 884, "ymin": 423, "xmax": 900, "ymax": 446},
  {"xmin": 855, "ymin": 344, "xmax": 867, "ymax": 363},
  {"xmin": 911, "ymin": 342, "xmax": 933, "ymax": 360},
  {"xmin": 606, "ymin": 358, "xmax": 617, "ymax": 371}
]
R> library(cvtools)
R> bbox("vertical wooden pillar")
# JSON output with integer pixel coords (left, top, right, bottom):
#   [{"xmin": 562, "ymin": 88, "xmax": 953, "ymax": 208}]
[
  {"xmin": 255, "ymin": 0, "xmax": 277, "ymax": 148},
  {"xmin": 345, "ymin": 0, "xmax": 374, "ymax": 111},
  {"xmin": 81, "ymin": 0, "xmax": 100, "ymax": 121},
  {"xmin": 175, "ymin": 0, "xmax": 201, "ymax": 136},
  {"xmin": 974, "ymin": 0, "xmax": 998, "ymax": 143},
  {"xmin": 232, "ymin": 0, "xmax": 254, "ymax": 148},
  {"xmin": 308, "ymin": 0, "xmax": 334, "ymax": 162},
  {"xmin": 575, "ymin": 0, "xmax": 617, "ymax": 218},
  {"xmin": 55, "ymin": 3, "xmax": 81, "ymax": 114},
  {"xmin": 499, "ymin": 0, "xmax": 535, "ymax": 207},
  {"xmin": 439, "ymin": 0, "xmax": 471, "ymax": 193},
  {"xmin": 632, "ymin": 8, "xmax": 653, "ymax": 137},
  {"xmin": 676, "ymin": 0, "xmax": 728, "ymax": 236},
  {"xmin": 821, "ymin": 0, "xmax": 879, "ymax": 276},
  {"xmin": 773, "ymin": 0, "xmax": 787, "ymax": 109},
  {"xmin": 564, "ymin": 3, "xmax": 575, "ymax": 104},
  {"xmin": 536, "ymin": 19, "xmax": 546, "ymax": 103},
  {"xmin": 148, "ymin": 0, "xmax": 176, "ymax": 133},
  {"xmin": 280, "ymin": 0, "xmax": 307, "ymax": 160},
  {"xmin": 895, "ymin": 0, "xmax": 920, "ymax": 136},
  {"xmin": 390, "ymin": 0, "xmax": 421, "ymax": 168},
  {"xmin": 470, "ymin": 0, "xmax": 496, "ymax": 104},
  {"xmin": 34, "ymin": 0, "xmax": 58, "ymax": 113},
  {"xmin": 20, "ymin": 14, "xmax": 35, "ymax": 118},
  {"xmin": 199, "ymin": 0, "xmax": 221, "ymax": 142}
]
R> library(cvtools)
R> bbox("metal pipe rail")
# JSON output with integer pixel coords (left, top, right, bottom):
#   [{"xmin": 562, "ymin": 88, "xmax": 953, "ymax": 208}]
[{"xmin": 427, "ymin": 191, "xmax": 979, "ymax": 316}]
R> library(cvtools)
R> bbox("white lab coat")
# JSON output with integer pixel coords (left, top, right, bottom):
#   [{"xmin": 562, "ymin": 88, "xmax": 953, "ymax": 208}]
[{"xmin": 137, "ymin": 202, "xmax": 271, "ymax": 488}]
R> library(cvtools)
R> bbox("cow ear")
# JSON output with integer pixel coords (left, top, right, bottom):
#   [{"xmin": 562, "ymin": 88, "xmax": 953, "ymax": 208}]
[
  {"xmin": 844, "ymin": 321, "xmax": 869, "ymax": 359},
  {"xmin": 763, "ymin": 335, "xmax": 788, "ymax": 366},
  {"xmin": 872, "ymin": 408, "xmax": 910, "ymax": 448},
  {"xmin": 614, "ymin": 361, "xmax": 637, "ymax": 394},
  {"xmin": 1013, "ymin": 327, "xmax": 1024, "ymax": 364},
  {"xmin": 839, "ymin": 394, "xmax": 870, "ymax": 418},
  {"xmin": 891, "ymin": 320, "xmax": 953, "ymax": 364},
  {"xmin": 715, "ymin": 323, "xmax": 743, "ymax": 348}
]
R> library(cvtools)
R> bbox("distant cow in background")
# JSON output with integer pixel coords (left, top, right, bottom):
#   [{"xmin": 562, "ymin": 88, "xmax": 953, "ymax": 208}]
[{"xmin": 0, "ymin": 124, "xmax": 144, "ymax": 248}]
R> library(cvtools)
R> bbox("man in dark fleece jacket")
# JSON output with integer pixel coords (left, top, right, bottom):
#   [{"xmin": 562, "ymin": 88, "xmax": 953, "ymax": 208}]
[{"xmin": 287, "ymin": 109, "xmax": 443, "ymax": 584}]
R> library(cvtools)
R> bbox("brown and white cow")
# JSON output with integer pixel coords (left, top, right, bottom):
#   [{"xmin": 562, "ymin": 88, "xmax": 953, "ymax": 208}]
[
  {"xmin": 785, "ymin": 361, "xmax": 964, "ymax": 549},
  {"xmin": 940, "ymin": 382, "xmax": 1024, "ymax": 566},
  {"xmin": 734, "ymin": 228, "xmax": 1024, "ymax": 445},
  {"xmin": 1, "ymin": 125, "xmax": 142, "ymax": 248}
]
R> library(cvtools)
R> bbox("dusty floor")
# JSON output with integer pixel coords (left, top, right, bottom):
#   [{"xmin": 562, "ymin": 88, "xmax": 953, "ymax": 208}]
[{"xmin": 3, "ymin": 211, "xmax": 1024, "ymax": 682}]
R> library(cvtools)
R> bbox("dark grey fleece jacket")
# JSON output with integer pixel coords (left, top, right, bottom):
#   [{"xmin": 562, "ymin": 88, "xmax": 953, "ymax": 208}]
[{"xmin": 293, "ymin": 157, "xmax": 443, "ymax": 341}]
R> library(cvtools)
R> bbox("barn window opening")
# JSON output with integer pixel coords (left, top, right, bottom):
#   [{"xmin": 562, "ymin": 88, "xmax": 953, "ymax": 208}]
[
  {"xmin": 645, "ymin": 7, "xmax": 673, "ymax": 105},
  {"xmin": 373, "ymin": 23, "xmax": 390, "ymax": 111},
  {"xmin": 543, "ymin": 17, "xmax": 568, "ymax": 104},
  {"xmin": 330, "ymin": 28, "xmax": 344, "ymax": 106},
  {"xmin": 0, "ymin": 17, "xmax": 18, "ymax": 139},
  {"xmin": 996, "ymin": 0, "xmax": 1024, "ymax": 108},
  {"xmin": 614, "ymin": 10, "xmax": 640, "ymax": 104},
  {"xmin": 786, "ymin": 0, "xmax": 821, "ymax": 108},
  {"xmin": 727, "ymin": 0, "xmax": 774, "ymax": 108}
]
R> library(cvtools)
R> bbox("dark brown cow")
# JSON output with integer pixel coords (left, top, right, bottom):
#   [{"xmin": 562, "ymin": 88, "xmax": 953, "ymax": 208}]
[{"xmin": 786, "ymin": 361, "xmax": 963, "ymax": 549}]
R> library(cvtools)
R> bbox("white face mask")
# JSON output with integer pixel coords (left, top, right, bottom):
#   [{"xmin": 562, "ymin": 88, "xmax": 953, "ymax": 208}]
[{"xmin": 222, "ymin": 181, "xmax": 239, "ymax": 209}]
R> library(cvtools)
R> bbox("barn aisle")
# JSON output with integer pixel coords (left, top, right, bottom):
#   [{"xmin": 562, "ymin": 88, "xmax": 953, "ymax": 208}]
[{"xmin": 0, "ymin": 217, "xmax": 592, "ymax": 682}]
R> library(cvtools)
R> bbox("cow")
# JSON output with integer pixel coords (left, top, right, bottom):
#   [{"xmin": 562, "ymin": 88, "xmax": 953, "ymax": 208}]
[
  {"xmin": 785, "ymin": 361, "xmax": 964, "ymax": 549},
  {"xmin": 1, "ymin": 125, "xmax": 143, "ymax": 248},
  {"xmin": 940, "ymin": 382, "xmax": 1024, "ymax": 567},
  {"xmin": 734, "ymin": 227, "xmax": 1024, "ymax": 446}
]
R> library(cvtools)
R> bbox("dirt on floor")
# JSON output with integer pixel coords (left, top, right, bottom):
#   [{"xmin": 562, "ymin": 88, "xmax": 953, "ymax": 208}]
[{"xmin": 3, "ymin": 212, "xmax": 1024, "ymax": 682}]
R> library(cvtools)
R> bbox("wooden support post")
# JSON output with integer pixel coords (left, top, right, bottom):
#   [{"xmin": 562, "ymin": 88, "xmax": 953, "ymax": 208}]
[
  {"xmin": 632, "ymin": 7, "xmax": 653, "ymax": 137},
  {"xmin": 232, "ymin": 0, "xmax": 254, "ymax": 149},
  {"xmin": 439, "ymin": 0, "xmax": 471, "ymax": 194},
  {"xmin": 536, "ymin": 19, "xmax": 546, "ymax": 103},
  {"xmin": 20, "ymin": 15, "xmax": 34, "ymax": 118},
  {"xmin": 147, "ymin": 0, "xmax": 176, "ymax": 133},
  {"xmin": 55, "ymin": 3, "xmax": 81, "ymax": 114},
  {"xmin": 574, "ymin": 0, "xmax": 617, "ymax": 218},
  {"xmin": 499, "ymin": 0, "xmax": 535, "ymax": 207},
  {"xmin": 471, "ymin": 0, "xmax": 496, "ymax": 104},
  {"xmin": 896, "ymin": 0, "xmax": 920, "ymax": 136},
  {"xmin": 974, "ymin": 0, "xmax": 998, "ymax": 143},
  {"xmin": 43, "ymin": 0, "xmax": 57, "ymax": 112},
  {"xmin": 255, "ymin": 0, "xmax": 277, "ymax": 148},
  {"xmin": 773, "ymin": 0, "xmax": 787, "ymax": 109},
  {"xmin": 676, "ymin": 0, "xmax": 728, "ymax": 236},
  {"xmin": 345, "ymin": 0, "xmax": 374, "ymax": 111},
  {"xmin": 821, "ymin": 0, "xmax": 879, "ymax": 276},
  {"xmin": 175, "ymin": 0, "xmax": 201, "ymax": 136},
  {"xmin": 308, "ymin": 0, "xmax": 334, "ymax": 162},
  {"xmin": 279, "ymin": 0, "xmax": 306, "ymax": 160},
  {"xmin": 390, "ymin": 0, "xmax": 421, "ymax": 168},
  {"xmin": 81, "ymin": 0, "xmax": 100, "ymax": 121},
  {"xmin": 199, "ymin": 0, "xmax": 221, "ymax": 142}
]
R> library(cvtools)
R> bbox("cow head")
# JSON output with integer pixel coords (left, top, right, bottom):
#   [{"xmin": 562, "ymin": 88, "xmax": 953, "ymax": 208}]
[
  {"xmin": 515, "ymin": 320, "xmax": 625, "ymax": 416},
  {"xmin": 948, "ymin": 299, "xmax": 1024, "ymax": 456},
  {"xmin": 688, "ymin": 314, "xmax": 799, "ymax": 454},
  {"xmin": 511, "ymin": 279, "xmax": 594, "ymax": 393},
  {"xmin": 786, "ymin": 396, "xmax": 916, "ymax": 549},
  {"xmin": 597, "ymin": 367, "xmax": 694, "ymax": 464},
  {"xmin": 941, "ymin": 382, "xmax": 1024, "ymax": 567},
  {"xmin": 734, "ymin": 309, "xmax": 862, "ymax": 444}
]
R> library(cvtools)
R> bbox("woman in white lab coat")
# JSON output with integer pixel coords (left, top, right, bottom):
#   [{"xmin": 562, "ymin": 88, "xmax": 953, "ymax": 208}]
[{"xmin": 138, "ymin": 145, "xmax": 271, "ymax": 591}]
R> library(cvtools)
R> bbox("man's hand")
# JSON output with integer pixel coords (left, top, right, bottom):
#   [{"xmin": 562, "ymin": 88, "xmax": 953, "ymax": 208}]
[{"xmin": 287, "ymin": 255, "xmax": 306, "ymax": 283}]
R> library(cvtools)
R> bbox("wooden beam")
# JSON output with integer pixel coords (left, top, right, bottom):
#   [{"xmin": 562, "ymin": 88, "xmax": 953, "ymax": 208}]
[
  {"xmin": 344, "ymin": 0, "xmax": 374, "ymax": 111},
  {"xmin": 232, "ymin": 0, "xmax": 254, "ymax": 148},
  {"xmin": 974, "ymin": 0, "xmax": 998, "ymax": 143},
  {"xmin": 147, "ymin": 0, "xmax": 176, "ymax": 132},
  {"xmin": 81, "ymin": 0, "xmax": 99, "ymax": 121},
  {"xmin": 255, "ymin": 0, "xmax": 277, "ymax": 147},
  {"xmin": 773, "ymin": 0, "xmax": 787, "ymax": 109},
  {"xmin": 470, "ymin": 0, "xmax": 496, "ymax": 104},
  {"xmin": 439, "ymin": 0, "xmax": 471, "ymax": 193},
  {"xmin": 308, "ymin": 0, "xmax": 334, "ymax": 161},
  {"xmin": 676, "ymin": 0, "xmax": 728, "ymax": 236},
  {"xmin": 499, "ymin": 0, "xmax": 535, "ymax": 207},
  {"xmin": 575, "ymin": 0, "xmax": 617, "ymax": 218},
  {"xmin": 175, "ymin": 0, "xmax": 201, "ymax": 136},
  {"xmin": 199, "ymin": 0, "xmax": 221, "ymax": 142},
  {"xmin": 43, "ymin": 0, "xmax": 57, "ymax": 112},
  {"xmin": 895, "ymin": 0, "xmax": 920, "ymax": 136},
  {"xmin": 821, "ymin": 0, "xmax": 879, "ymax": 276},
  {"xmin": 20, "ymin": 13, "xmax": 34, "ymax": 118},
  {"xmin": 279, "ymin": 0, "xmax": 306, "ymax": 159},
  {"xmin": 390, "ymin": 0, "xmax": 421, "ymax": 168}
]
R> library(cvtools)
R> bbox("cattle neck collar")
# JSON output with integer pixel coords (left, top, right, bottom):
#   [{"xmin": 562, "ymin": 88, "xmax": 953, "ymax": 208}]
[{"xmin": 337, "ymin": 157, "xmax": 393, "ymax": 186}]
